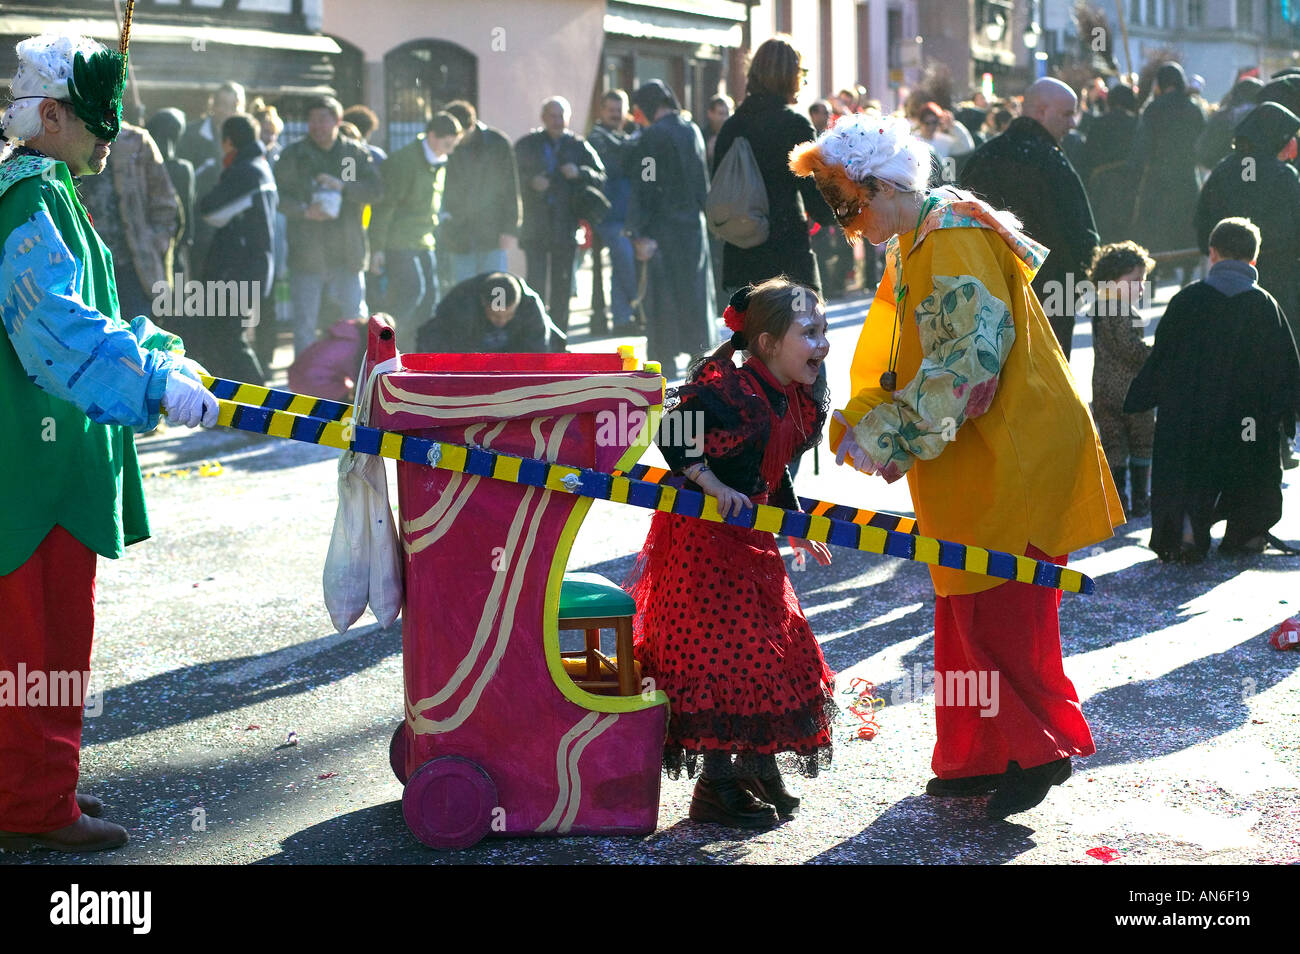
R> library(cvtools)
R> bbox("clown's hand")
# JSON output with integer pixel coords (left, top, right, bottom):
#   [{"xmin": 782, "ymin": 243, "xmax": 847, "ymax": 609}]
[
  {"xmin": 789, "ymin": 536, "xmax": 832, "ymax": 567},
  {"xmin": 832, "ymin": 410, "xmax": 878, "ymax": 475},
  {"xmin": 164, "ymin": 370, "xmax": 220, "ymax": 429}
]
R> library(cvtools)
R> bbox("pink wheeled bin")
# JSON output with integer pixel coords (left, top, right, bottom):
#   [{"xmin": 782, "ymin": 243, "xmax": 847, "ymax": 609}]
[{"xmin": 366, "ymin": 321, "xmax": 669, "ymax": 849}]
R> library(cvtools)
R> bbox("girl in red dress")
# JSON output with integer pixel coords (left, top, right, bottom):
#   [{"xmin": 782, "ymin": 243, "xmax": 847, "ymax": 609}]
[{"xmin": 627, "ymin": 278, "xmax": 836, "ymax": 829}]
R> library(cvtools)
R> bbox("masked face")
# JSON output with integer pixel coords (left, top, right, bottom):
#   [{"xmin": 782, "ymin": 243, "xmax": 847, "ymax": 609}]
[{"xmin": 815, "ymin": 170, "xmax": 875, "ymax": 241}]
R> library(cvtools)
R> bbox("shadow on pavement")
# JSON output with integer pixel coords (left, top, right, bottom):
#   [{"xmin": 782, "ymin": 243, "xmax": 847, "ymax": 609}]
[
  {"xmin": 806, "ymin": 795, "xmax": 1037, "ymax": 864},
  {"xmin": 1080, "ymin": 621, "xmax": 1300, "ymax": 770},
  {"xmin": 82, "ymin": 620, "xmax": 403, "ymax": 747}
]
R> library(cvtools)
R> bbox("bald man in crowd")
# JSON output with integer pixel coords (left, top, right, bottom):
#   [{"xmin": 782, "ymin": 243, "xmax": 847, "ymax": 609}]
[{"xmin": 959, "ymin": 77, "xmax": 1099, "ymax": 359}]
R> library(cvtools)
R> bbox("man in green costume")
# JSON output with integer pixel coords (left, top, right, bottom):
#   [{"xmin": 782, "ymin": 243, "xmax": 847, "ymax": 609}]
[{"xmin": 0, "ymin": 33, "xmax": 218, "ymax": 852}]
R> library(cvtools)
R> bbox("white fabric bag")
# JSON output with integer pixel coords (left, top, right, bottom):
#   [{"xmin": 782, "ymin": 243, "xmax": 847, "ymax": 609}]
[{"xmin": 323, "ymin": 355, "xmax": 404, "ymax": 632}]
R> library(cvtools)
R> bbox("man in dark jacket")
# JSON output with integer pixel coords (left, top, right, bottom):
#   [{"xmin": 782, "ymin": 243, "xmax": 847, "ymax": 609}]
[
  {"xmin": 627, "ymin": 80, "xmax": 716, "ymax": 370},
  {"xmin": 1079, "ymin": 84, "xmax": 1139, "ymax": 243},
  {"xmin": 144, "ymin": 108, "xmax": 195, "ymax": 278},
  {"xmin": 515, "ymin": 96, "xmax": 605, "ymax": 342},
  {"xmin": 368, "ymin": 111, "xmax": 462, "ymax": 346},
  {"xmin": 275, "ymin": 95, "xmax": 382, "ymax": 355},
  {"xmin": 959, "ymin": 77, "xmax": 1099, "ymax": 359},
  {"xmin": 192, "ymin": 113, "xmax": 277, "ymax": 385},
  {"xmin": 1130, "ymin": 63, "xmax": 1205, "ymax": 257},
  {"xmin": 178, "ymin": 81, "xmax": 244, "ymax": 280},
  {"xmin": 443, "ymin": 100, "xmax": 521, "ymax": 285},
  {"xmin": 415, "ymin": 272, "xmax": 562, "ymax": 354},
  {"xmin": 1195, "ymin": 102, "xmax": 1300, "ymax": 342},
  {"xmin": 712, "ymin": 76, "xmax": 833, "ymax": 294},
  {"xmin": 1078, "ymin": 84, "xmax": 1137, "ymax": 187},
  {"xmin": 587, "ymin": 89, "xmax": 637, "ymax": 333}
]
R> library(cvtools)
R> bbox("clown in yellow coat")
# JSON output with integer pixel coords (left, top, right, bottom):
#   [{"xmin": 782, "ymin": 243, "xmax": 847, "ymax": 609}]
[{"xmin": 790, "ymin": 114, "xmax": 1124, "ymax": 819}]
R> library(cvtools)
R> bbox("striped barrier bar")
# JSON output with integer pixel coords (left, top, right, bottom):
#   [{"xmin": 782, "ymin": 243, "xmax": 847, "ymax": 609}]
[
  {"xmin": 200, "ymin": 380, "xmax": 1095, "ymax": 595},
  {"xmin": 199, "ymin": 374, "xmax": 353, "ymax": 424},
  {"xmin": 615, "ymin": 463, "xmax": 920, "ymax": 536}
]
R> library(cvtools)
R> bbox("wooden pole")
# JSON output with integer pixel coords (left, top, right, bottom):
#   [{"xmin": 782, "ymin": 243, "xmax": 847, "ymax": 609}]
[{"xmin": 1113, "ymin": 0, "xmax": 1133, "ymax": 80}]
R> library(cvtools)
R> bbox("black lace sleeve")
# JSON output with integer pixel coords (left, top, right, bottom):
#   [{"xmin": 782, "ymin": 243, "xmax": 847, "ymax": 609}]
[{"xmin": 658, "ymin": 357, "xmax": 769, "ymax": 495}]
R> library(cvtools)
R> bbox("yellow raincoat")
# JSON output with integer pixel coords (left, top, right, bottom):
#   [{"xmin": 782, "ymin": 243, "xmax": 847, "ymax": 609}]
[{"xmin": 832, "ymin": 198, "xmax": 1124, "ymax": 596}]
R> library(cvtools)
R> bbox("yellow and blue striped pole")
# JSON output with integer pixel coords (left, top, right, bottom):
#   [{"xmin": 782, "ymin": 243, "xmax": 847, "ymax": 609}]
[{"xmin": 197, "ymin": 374, "xmax": 1094, "ymax": 594}]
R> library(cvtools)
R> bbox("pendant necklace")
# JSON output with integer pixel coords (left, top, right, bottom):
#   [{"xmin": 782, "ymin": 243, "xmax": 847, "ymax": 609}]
[{"xmin": 880, "ymin": 194, "xmax": 938, "ymax": 391}]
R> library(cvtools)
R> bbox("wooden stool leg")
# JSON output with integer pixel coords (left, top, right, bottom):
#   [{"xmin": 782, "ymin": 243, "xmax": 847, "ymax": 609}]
[
  {"xmin": 585, "ymin": 628, "xmax": 600, "ymax": 681},
  {"xmin": 615, "ymin": 618, "xmax": 637, "ymax": 696}
]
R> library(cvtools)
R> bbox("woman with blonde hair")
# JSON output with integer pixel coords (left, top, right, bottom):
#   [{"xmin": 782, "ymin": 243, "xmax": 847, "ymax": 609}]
[{"xmin": 712, "ymin": 35, "xmax": 834, "ymax": 295}]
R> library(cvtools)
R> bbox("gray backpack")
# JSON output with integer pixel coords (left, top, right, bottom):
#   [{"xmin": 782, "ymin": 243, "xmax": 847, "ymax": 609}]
[{"xmin": 705, "ymin": 136, "xmax": 770, "ymax": 248}]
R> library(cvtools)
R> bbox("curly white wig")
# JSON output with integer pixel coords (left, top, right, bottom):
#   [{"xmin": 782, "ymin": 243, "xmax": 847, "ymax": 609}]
[
  {"xmin": 814, "ymin": 113, "xmax": 930, "ymax": 193},
  {"xmin": 1, "ymin": 34, "xmax": 109, "ymax": 143}
]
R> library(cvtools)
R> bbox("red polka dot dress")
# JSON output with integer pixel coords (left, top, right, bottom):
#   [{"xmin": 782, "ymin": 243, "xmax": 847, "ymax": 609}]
[{"xmin": 626, "ymin": 355, "xmax": 836, "ymax": 777}]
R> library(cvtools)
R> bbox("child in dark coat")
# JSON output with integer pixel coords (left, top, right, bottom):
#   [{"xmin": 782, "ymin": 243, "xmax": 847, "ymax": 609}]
[{"xmin": 1126, "ymin": 217, "xmax": 1300, "ymax": 560}]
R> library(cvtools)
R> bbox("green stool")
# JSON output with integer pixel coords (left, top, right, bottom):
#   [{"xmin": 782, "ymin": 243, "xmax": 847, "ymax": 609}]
[{"xmin": 558, "ymin": 572, "xmax": 638, "ymax": 696}]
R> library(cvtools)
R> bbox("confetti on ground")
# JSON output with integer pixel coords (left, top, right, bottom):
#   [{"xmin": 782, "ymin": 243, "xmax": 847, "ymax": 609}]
[{"xmin": 1086, "ymin": 846, "xmax": 1122, "ymax": 863}]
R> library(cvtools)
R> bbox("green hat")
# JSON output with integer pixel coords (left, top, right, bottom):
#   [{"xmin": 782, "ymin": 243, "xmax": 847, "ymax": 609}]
[{"xmin": 66, "ymin": 47, "xmax": 127, "ymax": 141}]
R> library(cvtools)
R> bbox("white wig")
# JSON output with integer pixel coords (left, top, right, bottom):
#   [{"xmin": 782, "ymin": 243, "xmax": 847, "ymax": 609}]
[
  {"xmin": 2, "ymin": 34, "xmax": 109, "ymax": 143},
  {"xmin": 814, "ymin": 113, "xmax": 930, "ymax": 193}
]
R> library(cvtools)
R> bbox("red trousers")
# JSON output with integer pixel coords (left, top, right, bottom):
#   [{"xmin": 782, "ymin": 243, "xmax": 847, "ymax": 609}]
[
  {"xmin": 0, "ymin": 525, "xmax": 97, "ymax": 832},
  {"xmin": 932, "ymin": 545, "xmax": 1096, "ymax": 779}
]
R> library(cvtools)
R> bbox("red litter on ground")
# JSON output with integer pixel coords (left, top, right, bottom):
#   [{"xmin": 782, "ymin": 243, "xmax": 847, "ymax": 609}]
[
  {"xmin": 1086, "ymin": 846, "xmax": 1122, "ymax": 863},
  {"xmin": 317, "ymin": 772, "xmax": 338, "ymax": 780},
  {"xmin": 1269, "ymin": 616, "xmax": 1300, "ymax": 651}
]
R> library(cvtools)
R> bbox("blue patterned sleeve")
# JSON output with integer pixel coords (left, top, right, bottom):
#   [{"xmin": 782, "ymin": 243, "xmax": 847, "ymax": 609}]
[{"xmin": 0, "ymin": 208, "xmax": 180, "ymax": 429}]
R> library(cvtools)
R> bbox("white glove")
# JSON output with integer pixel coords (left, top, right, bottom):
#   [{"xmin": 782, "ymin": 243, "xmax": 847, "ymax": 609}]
[
  {"xmin": 832, "ymin": 410, "xmax": 878, "ymax": 474},
  {"xmin": 163, "ymin": 369, "xmax": 220, "ymax": 428}
]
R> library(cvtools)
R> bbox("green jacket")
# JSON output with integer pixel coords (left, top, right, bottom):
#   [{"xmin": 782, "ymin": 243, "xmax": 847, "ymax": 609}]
[
  {"xmin": 0, "ymin": 154, "xmax": 183, "ymax": 575},
  {"xmin": 369, "ymin": 137, "xmax": 446, "ymax": 254}
]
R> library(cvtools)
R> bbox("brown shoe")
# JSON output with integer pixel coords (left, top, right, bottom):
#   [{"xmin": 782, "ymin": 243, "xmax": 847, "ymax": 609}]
[
  {"xmin": 76, "ymin": 793, "xmax": 104, "ymax": 818},
  {"xmin": 0, "ymin": 814, "xmax": 128, "ymax": 853},
  {"xmin": 739, "ymin": 775, "xmax": 801, "ymax": 815},
  {"xmin": 689, "ymin": 777, "xmax": 779, "ymax": 829}
]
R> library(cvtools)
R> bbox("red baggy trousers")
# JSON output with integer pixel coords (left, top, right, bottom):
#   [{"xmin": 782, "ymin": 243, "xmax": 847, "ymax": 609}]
[
  {"xmin": 0, "ymin": 525, "xmax": 97, "ymax": 833},
  {"xmin": 932, "ymin": 545, "xmax": 1096, "ymax": 779}
]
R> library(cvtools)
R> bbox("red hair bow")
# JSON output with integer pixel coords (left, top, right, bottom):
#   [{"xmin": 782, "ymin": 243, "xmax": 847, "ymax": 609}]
[{"xmin": 723, "ymin": 304, "xmax": 745, "ymax": 333}]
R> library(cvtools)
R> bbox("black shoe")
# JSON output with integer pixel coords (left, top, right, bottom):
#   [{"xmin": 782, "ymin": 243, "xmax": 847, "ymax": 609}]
[
  {"xmin": 925, "ymin": 772, "xmax": 1004, "ymax": 797},
  {"xmin": 739, "ymin": 775, "xmax": 800, "ymax": 815},
  {"xmin": 1220, "ymin": 534, "xmax": 1268, "ymax": 556},
  {"xmin": 986, "ymin": 758, "xmax": 1072, "ymax": 820},
  {"xmin": 689, "ymin": 777, "xmax": 779, "ymax": 829}
]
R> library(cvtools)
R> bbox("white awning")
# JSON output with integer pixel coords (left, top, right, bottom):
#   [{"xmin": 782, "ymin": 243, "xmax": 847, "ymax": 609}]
[
  {"xmin": 605, "ymin": 8, "xmax": 744, "ymax": 48},
  {"xmin": 0, "ymin": 15, "xmax": 341, "ymax": 55}
]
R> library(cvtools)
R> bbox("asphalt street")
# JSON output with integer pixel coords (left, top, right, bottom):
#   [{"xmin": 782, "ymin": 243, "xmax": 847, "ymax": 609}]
[{"xmin": 3, "ymin": 285, "xmax": 1298, "ymax": 866}]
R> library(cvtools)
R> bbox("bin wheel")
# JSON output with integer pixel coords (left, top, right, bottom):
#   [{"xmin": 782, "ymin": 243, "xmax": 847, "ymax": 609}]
[
  {"xmin": 402, "ymin": 756, "xmax": 498, "ymax": 850},
  {"xmin": 389, "ymin": 721, "xmax": 408, "ymax": 785}
]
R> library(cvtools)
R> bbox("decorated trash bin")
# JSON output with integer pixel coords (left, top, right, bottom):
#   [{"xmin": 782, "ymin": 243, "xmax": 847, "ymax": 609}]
[{"xmin": 366, "ymin": 323, "xmax": 669, "ymax": 849}]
